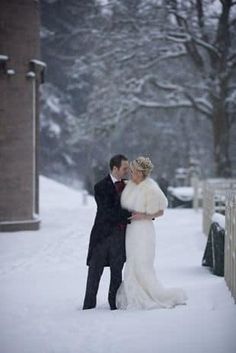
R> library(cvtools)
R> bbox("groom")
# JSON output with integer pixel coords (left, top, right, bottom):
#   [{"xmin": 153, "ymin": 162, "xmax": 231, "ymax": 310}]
[{"xmin": 83, "ymin": 154, "xmax": 131, "ymax": 310}]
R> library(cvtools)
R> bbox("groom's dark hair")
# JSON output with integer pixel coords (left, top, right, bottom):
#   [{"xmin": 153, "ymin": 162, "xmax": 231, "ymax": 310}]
[{"xmin": 109, "ymin": 154, "xmax": 128, "ymax": 170}]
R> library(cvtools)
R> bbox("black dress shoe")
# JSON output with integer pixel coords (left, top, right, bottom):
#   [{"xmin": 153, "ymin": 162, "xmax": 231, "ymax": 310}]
[
  {"xmin": 83, "ymin": 305, "xmax": 95, "ymax": 310},
  {"xmin": 110, "ymin": 306, "xmax": 117, "ymax": 310}
]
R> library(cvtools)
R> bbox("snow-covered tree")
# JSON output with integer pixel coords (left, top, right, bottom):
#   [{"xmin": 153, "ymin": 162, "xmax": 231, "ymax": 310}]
[
  {"xmin": 162, "ymin": 0, "xmax": 236, "ymax": 177},
  {"xmin": 40, "ymin": 0, "xmax": 236, "ymax": 186}
]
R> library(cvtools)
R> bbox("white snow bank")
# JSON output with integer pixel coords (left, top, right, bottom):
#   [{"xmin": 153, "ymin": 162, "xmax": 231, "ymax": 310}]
[
  {"xmin": 212, "ymin": 213, "xmax": 225, "ymax": 229},
  {"xmin": 0, "ymin": 176, "xmax": 235, "ymax": 353},
  {"xmin": 168, "ymin": 186, "xmax": 194, "ymax": 201}
]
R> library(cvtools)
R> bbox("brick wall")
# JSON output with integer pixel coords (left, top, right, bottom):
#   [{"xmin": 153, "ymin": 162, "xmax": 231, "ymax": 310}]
[{"xmin": 0, "ymin": 0, "xmax": 42, "ymax": 231}]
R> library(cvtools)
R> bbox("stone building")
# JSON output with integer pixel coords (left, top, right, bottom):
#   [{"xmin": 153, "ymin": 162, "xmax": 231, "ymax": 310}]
[{"xmin": 0, "ymin": 0, "xmax": 46, "ymax": 231}]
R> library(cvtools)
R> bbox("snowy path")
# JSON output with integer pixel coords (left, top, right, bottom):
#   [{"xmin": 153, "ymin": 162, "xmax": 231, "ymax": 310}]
[{"xmin": 0, "ymin": 177, "xmax": 236, "ymax": 353}]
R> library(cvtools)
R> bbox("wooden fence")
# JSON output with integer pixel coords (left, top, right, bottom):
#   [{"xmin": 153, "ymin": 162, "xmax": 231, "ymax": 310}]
[
  {"xmin": 202, "ymin": 179, "xmax": 236, "ymax": 236},
  {"xmin": 225, "ymin": 194, "xmax": 236, "ymax": 303}
]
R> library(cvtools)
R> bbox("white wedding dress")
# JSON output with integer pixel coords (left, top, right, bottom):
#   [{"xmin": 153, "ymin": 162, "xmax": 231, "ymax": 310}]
[{"xmin": 116, "ymin": 178, "xmax": 187, "ymax": 310}]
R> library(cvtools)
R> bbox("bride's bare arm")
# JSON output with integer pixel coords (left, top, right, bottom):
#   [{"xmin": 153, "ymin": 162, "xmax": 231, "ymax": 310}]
[{"xmin": 131, "ymin": 210, "xmax": 164, "ymax": 221}]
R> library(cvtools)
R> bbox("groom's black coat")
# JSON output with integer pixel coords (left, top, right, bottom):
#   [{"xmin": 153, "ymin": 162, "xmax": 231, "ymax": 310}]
[{"xmin": 86, "ymin": 175, "xmax": 131, "ymax": 267}]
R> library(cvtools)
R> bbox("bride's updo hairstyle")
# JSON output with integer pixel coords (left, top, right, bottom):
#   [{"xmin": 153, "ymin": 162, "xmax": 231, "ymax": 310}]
[{"xmin": 130, "ymin": 156, "xmax": 154, "ymax": 178}]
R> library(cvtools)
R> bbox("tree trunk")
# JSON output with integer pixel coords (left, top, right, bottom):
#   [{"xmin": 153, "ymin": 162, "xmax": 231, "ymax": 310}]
[
  {"xmin": 211, "ymin": 0, "xmax": 232, "ymax": 177},
  {"xmin": 212, "ymin": 92, "xmax": 231, "ymax": 177},
  {"xmin": 169, "ymin": 0, "xmax": 234, "ymax": 177}
]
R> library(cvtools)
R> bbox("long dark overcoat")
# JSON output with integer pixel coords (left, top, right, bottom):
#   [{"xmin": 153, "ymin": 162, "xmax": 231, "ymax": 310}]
[{"xmin": 86, "ymin": 175, "xmax": 131, "ymax": 267}]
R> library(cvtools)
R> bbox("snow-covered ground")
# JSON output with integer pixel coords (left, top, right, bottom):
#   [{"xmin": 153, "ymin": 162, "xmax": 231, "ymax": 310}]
[{"xmin": 0, "ymin": 177, "xmax": 235, "ymax": 353}]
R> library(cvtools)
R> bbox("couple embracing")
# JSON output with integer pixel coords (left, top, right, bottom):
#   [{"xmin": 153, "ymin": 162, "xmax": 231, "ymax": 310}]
[{"xmin": 83, "ymin": 154, "xmax": 187, "ymax": 311}]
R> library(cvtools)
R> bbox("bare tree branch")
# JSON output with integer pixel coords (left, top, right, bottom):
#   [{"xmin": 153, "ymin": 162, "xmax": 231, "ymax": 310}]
[
  {"xmin": 132, "ymin": 96, "xmax": 212, "ymax": 119},
  {"xmin": 167, "ymin": 32, "xmax": 221, "ymax": 59},
  {"xmin": 196, "ymin": 0, "xmax": 204, "ymax": 28},
  {"xmin": 168, "ymin": 9, "xmax": 205, "ymax": 68},
  {"xmin": 120, "ymin": 75, "xmax": 185, "ymax": 94},
  {"xmin": 183, "ymin": 92, "xmax": 213, "ymax": 119},
  {"xmin": 228, "ymin": 52, "xmax": 236, "ymax": 65},
  {"xmin": 139, "ymin": 48, "xmax": 187, "ymax": 70},
  {"xmin": 192, "ymin": 37, "xmax": 221, "ymax": 58}
]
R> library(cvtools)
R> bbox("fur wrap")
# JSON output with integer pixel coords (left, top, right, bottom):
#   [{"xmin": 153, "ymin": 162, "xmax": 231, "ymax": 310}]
[{"xmin": 121, "ymin": 178, "xmax": 168, "ymax": 214}]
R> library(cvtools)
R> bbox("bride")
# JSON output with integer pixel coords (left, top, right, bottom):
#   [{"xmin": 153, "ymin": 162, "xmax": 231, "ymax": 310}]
[{"xmin": 116, "ymin": 156, "xmax": 187, "ymax": 310}]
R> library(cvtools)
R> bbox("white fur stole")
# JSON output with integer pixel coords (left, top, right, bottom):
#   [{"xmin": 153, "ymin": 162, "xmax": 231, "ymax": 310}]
[{"xmin": 121, "ymin": 178, "xmax": 168, "ymax": 214}]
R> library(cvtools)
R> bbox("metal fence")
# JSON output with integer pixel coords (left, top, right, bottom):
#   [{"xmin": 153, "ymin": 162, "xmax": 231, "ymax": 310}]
[{"xmin": 225, "ymin": 194, "xmax": 236, "ymax": 303}]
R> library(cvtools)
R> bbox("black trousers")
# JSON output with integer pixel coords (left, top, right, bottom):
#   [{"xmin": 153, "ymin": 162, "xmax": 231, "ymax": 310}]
[{"xmin": 83, "ymin": 227, "xmax": 125, "ymax": 310}]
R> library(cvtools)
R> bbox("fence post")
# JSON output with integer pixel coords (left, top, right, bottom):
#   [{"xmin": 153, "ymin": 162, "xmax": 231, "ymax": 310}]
[
  {"xmin": 192, "ymin": 175, "xmax": 199, "ymax": 211},
  {"xmin": 224, "ymin": 194, "xmax": 236, "ymax": 303}
]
